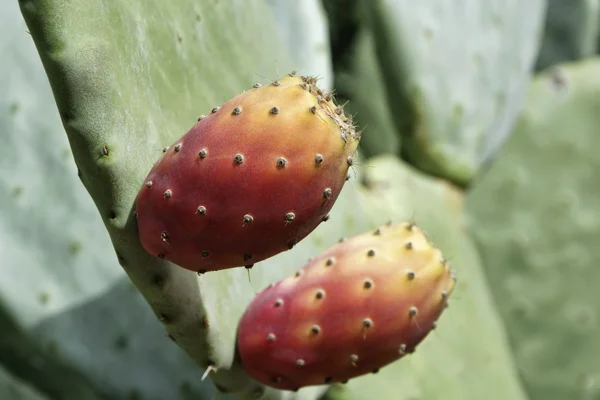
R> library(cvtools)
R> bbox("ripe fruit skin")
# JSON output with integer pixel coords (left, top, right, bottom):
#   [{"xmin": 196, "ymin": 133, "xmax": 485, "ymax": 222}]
[
  {"xmin": 236, "ymin": 222, "xmax": 456, "ymax": 391},
  {"xmin": 135, "ymin": 73, "xmax": 359, "ymax": 273}
]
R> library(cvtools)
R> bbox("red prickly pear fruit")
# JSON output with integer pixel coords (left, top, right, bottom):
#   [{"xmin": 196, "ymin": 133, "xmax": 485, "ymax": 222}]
[
  {"xmin": 235, "ymin": 222, "xmax": 456, "ymax": 391},
  {"xmin": 135, "ymin": 73, "xmax": 360, "ymax": 273}
]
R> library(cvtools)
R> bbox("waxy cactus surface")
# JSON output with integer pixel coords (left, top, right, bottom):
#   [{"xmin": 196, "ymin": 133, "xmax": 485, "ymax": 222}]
[
  {"xmin": 236, "ymin": 221, "xmax": 456, "ymax": 391},
  {"xmin": 136, "ymin": 73, "xmax": 359, "ymax": 273}
]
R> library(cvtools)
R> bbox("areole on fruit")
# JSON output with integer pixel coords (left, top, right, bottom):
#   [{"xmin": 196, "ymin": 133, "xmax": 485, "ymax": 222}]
[
  {"xmin": 236, "ymin": 221, "xmax": 456, "ymax": 391},
  {"xmin": 135, "ymin": 72, "xmax": 361, "ymax": 273}
]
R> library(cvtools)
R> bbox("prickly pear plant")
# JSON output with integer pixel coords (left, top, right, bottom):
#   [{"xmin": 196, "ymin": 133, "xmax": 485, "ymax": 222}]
[
  {"xmin": 362, "ymin": 0, "xmax": 548, "ymax": 185},
  {"xmin": 236, "ymin": 221, "xmax": 455, "ymax": 391},
  {"xmin": 16, "ymin": 0, "xmax": 555, "ymax": 398},
  {"xmin": 136, "ymin": 73, "xmax": 360, "ymax": 273},
  {"xmin": 466, "ymin": 59, "xmax": 600, "ymax": 400}
]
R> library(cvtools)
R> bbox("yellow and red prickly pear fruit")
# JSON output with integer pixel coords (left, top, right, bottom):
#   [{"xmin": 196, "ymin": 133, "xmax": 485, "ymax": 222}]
[
  {"xmin": 236, "ymin": 221, "xmax": 456, "ymax": 391},
  {"xmin": 135, "ymin": 72, "xmax": 360, "ymax": 273}
]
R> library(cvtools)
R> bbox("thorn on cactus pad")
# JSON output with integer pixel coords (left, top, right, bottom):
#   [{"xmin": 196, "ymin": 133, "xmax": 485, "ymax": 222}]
[
  {"xmin": 363, "ymin": 279, "xmax": 373, "ymax": 289},
  {"xmin": 311, "ymin": 325, "xmax": 321, "ymax": 334},
  {"xmin": 145, "ymin": 181, "xmax": 153, "ymax": 188},
  {"xmin": 405, "ymin": 222, "xmax": 416, "ymax": 231},
  {"xmin": 271, "ymin": 376, "xmax": 283, "ymax": 384},
  {"xmin": 267, "ymin": 333, "xmax": 276, "ymax": 342},
  {"xmin": 409, "ymin": 306, "xmax": 418, "ymax": 317},
  {"xmin": 196, "ymin": 206, "xmax": 207, "ymax": 215},
  {"xmin": 274, "ymin": 299, "xmax": 283, "ymax": 307},
  {"xmin": 373, "ymin": 228, "xmax": 382, "ymax": 236},
  {"xmin": 233, "ymin": 153, "xmax": 244, "ymax": 164},
  {"xmin": 347, "ymin": 156, "xmax": 354, "ymax": 166},
  {"xmin": 315, "ymin": 153, "xmax": 324, "ymax": 164},
  {"xmin": 289, "ymin": 70, "xmax": 297, "ymax": 77},
  {"xmin": 322, "ymin": 214, "xmax": 330, "ymax": 222},
  {"xmin": 163, "ymin": 189, "xmax": 172, "ymax": 198},
  {"xmin": 315, "ymin": 289, "xmax": 325, "ymax": 299},
  {"xmin": 350, "ymin": 354, "xmax": 359, "ymax": 366},
  {"xmin": 338, "ymin": 237, "xmax": 346, "ymax": 243},
  {"xmin": 276, "ymin": 157, "xmax": 287, "ymax": 168},
  {"xmin": 432, "ymin": 321, "xmax": 438, "ymax": 330},
  {"xmin": 245, "ymin": 264, "xmax": 254, "ymax": 270},
  {"xmin": 340, "ymin": 131, "xmax": 347, "ymax": 143},
  {"xmin": 201, "ymin": 364, "xmax": 217, "ymax": 381},
  {"xmin": 197, "ymin": 114, "xmax": 206, "ymax": 121},
  {"xmin": 158, "ymin": 313, "xmax": 170, "ymax": 323},
  {"xmin": 367, "ymin": 249, "xmax": 376, "ymax": 257},
  {"xmin": 197, "ymin": 269, "xmax": 207, "ymax": 275},
  {"xmin": 272, "ymin": 80, "xmax": 281, "ymax": 87},
  {"xmin": 405, "ymin": 242, "xmax": 413, "ymax": 250},
  {"xmin": 160, "ymin": 231, "xmax": 169, "ymax": 242},
  {"xmin": 324, "ymin": 377, "xmax": 332, "ymax": 384},
  {"xmin": 253, "ymin": 83, "xmax": 262, "ymax": 88},
  {"xmin": 211, "ymin": 106, "xmax": 220, "ymax": 113},
  {"xmin": 295, "ymin": 359, "xmax": 305, "ymax": 367},
  {"xmin": 299, "ymin": 83, "xmax": 308, "ymax": 90},
  {"xmin": 174, "ymin": 143, "xmax": 182, "ymax": 152},
  {"xmin": 270, "ymin": 106, "xmax": 279, "ymax": 115},
  {"xmin": 232, "ymin": 106, "xmax": 242, "ymax": 115},
  {"xmin": 101, "ymin": 145, "xmax": 109, "ymax": 156},
  {"xmin": 346, "ymin": 173, "xmax": 351, "ymax": 181},
  {"xmin": 243, "ymin": 214, "xmax": 254, "ymax": 224},
  {"xmin": 201, "ymin": 250, "xmax": 210, "ymax": 258},
  {"xmin": 162, "ymin": 146, "xmax": 169, "ymax": 153},
  {"xmin": 325, "ymin": 257, "xmax": 335, "ymax": 266},
  {"xmin": 157, "ymin": 253, "xmax": 165, "ymax": 259},
  {"xmin": 198, "ymin": 148, "xmax": 208, "ymax": 159},
  {"xmin": 323, "ymin": 188, "xmax": 332, "ymax": 199},
  {"xmin": 362, "ymin": 318, "xmax": 373, "ymax": 328},
  {"xmin": 407, "ymin": 270, "xmax": 416, "ymax": 280},
  {"xmin": 287, "ymin": 240, "xmax": 297, "ymax": 249},
  {"xmin": 372, "ymin": 368, "xmax": 380, "ymax": 374},
  {"xmin": 294, "ymin": 271, "xmax": 301, "ymax": 278},
  {"xmin": 243, "ymin": 253, "xmax": 253, "ymax": 262},
  {"xmin": 309, "ymin": 105, "xmax": 317, "ymax": 114}
]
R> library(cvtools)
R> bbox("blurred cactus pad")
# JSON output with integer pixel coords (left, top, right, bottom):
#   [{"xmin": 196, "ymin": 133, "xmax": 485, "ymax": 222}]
[{"xmin": 2, "ymin": 0, "xmax": 596, "ymax": 399}]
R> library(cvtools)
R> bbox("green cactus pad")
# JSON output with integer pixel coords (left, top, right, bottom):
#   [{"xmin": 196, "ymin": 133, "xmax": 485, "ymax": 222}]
[
  {"xmin": 363, "ymin": 0, "xmax": 547, "ymax": 186},
  {"xmin": 317, "ymin": 155, "xmax": 528, "ymax": 400},
  {"xmin": 466, "ymin": 59, "xmax": 600, "ymax": 400},
  {"xmin": 0, "ymin": 364, "xmax": 48, "ymax": 400},
  {"xmin": 1, "ymin": 2, "xmax": 222, "ymax": 399},
  {"xmin": 334, "ymin": 26, "xmax": 400, "ymax": 158},
  {"xmin": 536, "ymin": 0, "xmax": 600, "ymax": 71},
  {"xmin": 265, "ymin": 0, "xmax": 334, "ymax": 90}
]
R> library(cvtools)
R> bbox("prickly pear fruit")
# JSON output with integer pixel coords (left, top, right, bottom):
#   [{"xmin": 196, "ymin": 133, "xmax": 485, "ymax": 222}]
[
  {"xmin": 135, "ymin": 73, "xmax": 360, "ymax": 273},
  {"xmin": 236, "ymin": 221, "xmax": 456, "ymax": 391}
]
